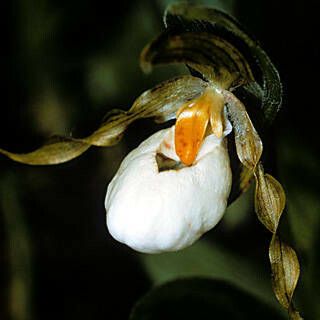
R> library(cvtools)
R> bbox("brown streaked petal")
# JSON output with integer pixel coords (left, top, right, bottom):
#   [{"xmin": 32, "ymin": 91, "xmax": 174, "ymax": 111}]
[
  {"xmin": 223, "ymin": 90, "xmax": 263, "ymax": 170},
  {"xmin": 269, "ymin": 235, "xmax": 301, "ymax": 312},
  {"xmin": 0, "ymin": 137, "xmax": 90, "ymax": 165},
  {"xmin": 164, "ymin": 2, "xmax": 282, "ymax": 124},
  {"xmin": 254, "ymin": 164, "xmax": 286, "ymax": 233},
  {"xmin": 140, "ymin": 30, "xmax": 254, "ymax": 90},
  {"xmin": 129, "ymin": 75, "xmax": 208, "ymax": 124},
  {"xmin": 0, "ymin": 76, "xmax": 207, "ymax": 165},
  {"xmin": 253, "ymin": 163, "xmax": 302, "ymax": 319}
]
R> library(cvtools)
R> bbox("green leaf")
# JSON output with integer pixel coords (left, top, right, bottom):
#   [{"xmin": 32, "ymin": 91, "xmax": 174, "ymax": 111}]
[
  {"xmin": 0, "ymin": 76, "xmax": 207, "ymax": 165},
  {"xmin": 130, "ymin": 278, "xmax": 285, "ymax": 320},
  {"xmin": 141, "ymin": 240, "xmax": 281, "ymax": 311}
]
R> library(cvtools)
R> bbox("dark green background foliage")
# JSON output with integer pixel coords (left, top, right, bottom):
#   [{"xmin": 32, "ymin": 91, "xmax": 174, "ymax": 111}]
[
  {"xmin": 130, "ymin": 278, "xmax": 284, "ymax": 320},
  {"xmin": 1, "ymin": 0, "xmax": 319, "ymax": 319}
]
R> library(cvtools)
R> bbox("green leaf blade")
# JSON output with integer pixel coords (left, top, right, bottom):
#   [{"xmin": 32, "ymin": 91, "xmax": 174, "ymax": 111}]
[{"xmin": 130, "ymin": 278, "xmax": 285, "ymax": 320}]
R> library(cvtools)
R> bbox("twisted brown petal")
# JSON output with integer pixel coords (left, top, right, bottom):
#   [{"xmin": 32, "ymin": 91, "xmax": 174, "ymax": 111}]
[
  {"xmin": 223, "ymin": 90, "xmax": 263, "ymax": 170},
  {"xmin": 254, "ymin": 165, "xmax": 286, "ymax": 233},
  {"xmin": 269, "ymin": 236, "xmax": 301, "ymax": 310},
  {"xmin": 254, "ymin": 164, "xmax": 302, "ymax": 319},
  {"xmin": 0, "ymin": 76, "xmax": 207, "ymax": 165},
  {"xmin": 224, "ymin": 95, "xmax": 302, "ymax": 318}
]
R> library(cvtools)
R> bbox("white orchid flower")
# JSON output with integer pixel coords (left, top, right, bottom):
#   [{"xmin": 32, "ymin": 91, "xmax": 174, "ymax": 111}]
[
  {"xmin": 105, "ymin": 88, "xmax": 233, "ymax": 253},
  {"xmin": 0, "ymin": 3, "xmax": 302, "ymax": 316}
]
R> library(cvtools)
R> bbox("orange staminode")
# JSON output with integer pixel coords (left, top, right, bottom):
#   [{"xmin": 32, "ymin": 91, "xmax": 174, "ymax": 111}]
[{"xmin": 175, "ymin": 88, "xmax": 225, "ymax": 166}]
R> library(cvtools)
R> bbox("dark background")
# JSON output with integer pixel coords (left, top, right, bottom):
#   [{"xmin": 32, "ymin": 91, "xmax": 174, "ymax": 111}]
[{"xmin": 1, "ymin": 0, "xmax": 319, "ymax": 319}]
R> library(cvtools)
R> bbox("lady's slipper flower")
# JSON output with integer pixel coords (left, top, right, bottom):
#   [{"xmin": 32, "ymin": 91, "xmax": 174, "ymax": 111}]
[
  {"xmin": 0, "ymin": 4, "xmax": 302, "ymax": 316},
  {"xmin": 105, "ymin": 88, "xmax": 232, "ymax": 253}
]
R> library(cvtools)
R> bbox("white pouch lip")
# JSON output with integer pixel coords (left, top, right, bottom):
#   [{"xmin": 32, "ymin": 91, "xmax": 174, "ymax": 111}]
[{"xmin": 105, "ymin": 117, "xmax": 232, "ymax": 253}]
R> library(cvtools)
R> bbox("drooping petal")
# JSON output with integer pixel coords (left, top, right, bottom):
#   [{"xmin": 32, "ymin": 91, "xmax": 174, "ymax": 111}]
[
  {"xmin": 0, "ymin": 76, "xmax": 207, "ymax": 165},
  {"xmin": 222, "ymin": 89, "xmax": 263, "ymax": 203},
  {"xmin": 223, "ymin": 89, "xmax": 263, "ymax": 170},
  {"xmin": 105, "ymin": 125, "xmax": 232, "ymax": 253}
]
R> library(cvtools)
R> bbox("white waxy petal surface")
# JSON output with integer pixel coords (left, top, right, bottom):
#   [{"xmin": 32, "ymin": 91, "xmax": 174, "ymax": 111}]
[{"xmin": 105, "ymin": 125, "xmax": 232, "ymax": 253}]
